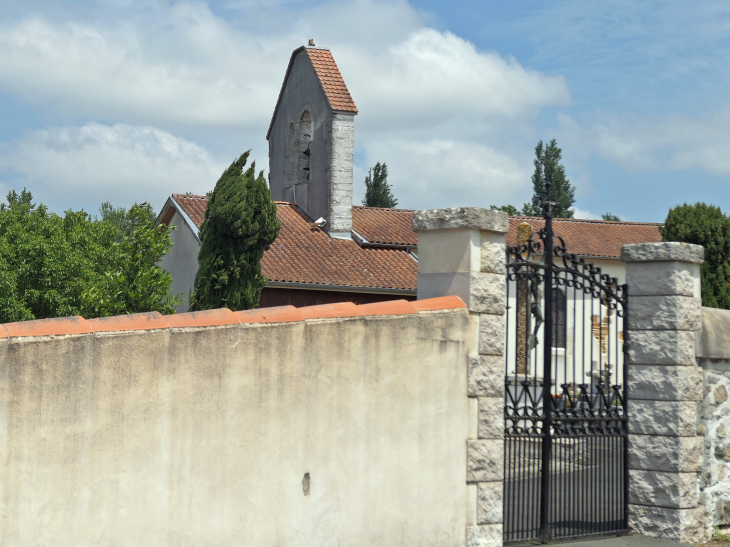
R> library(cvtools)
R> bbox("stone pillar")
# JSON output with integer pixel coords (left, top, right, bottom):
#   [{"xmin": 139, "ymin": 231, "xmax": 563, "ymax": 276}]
[
  {"xmin": 621, "ymin": 242, "xmax": 704, "ymax": 543},
  {"xmin": 413, "ymin": 207, "xmax": 509, "ymax": 547}
]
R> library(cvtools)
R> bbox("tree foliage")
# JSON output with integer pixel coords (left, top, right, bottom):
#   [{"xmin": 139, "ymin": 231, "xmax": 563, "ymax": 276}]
[
  {"xmin": 99, "ymin": 201, "xmax": 156, "ymax": 241},
  {"xmin": 661, "ymin": 203, "xmax": 730, "ymax": 309},
  {"xmin": 189, "ymin": 151, "xmax": 281, "ymax": 311},
  {"xmin": 0, "ymin": 190, "xmax": 179, "ymax": 322},
  {"xmin": 490, "ymin": 204, "xmax": 520, "ymax": 216},
  {"xmin": 522, "ymin": 139, "xmax": 575, "ymax": 218},
  {"xmin": 602, "ymin": 212, "xmax": 621, "ymax": 221},
  {"xmin": 363, "ymin": 162, "xmax": 398, "ymax": 208}
]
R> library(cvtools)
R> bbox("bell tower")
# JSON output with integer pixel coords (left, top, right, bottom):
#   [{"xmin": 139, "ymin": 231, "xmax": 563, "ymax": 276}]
[{"xmin": 267, "ymin": 44, "xmax": 358, "ymax": 239}]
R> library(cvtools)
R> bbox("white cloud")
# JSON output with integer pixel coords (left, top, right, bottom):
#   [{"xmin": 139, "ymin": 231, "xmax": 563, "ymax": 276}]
[
  {"xmin": 561, "ymin": 110, "xmax": 730, "ymax": 176},
  {"xmin": 0, "ymin": 123, "xmax": 225, "ymax": 212},
  {"xmin": 0, "ymin": 0, "xmax": 572, "ymax": 212}
]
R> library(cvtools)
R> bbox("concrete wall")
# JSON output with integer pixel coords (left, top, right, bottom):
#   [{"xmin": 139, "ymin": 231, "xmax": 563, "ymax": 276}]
[
  {"xmin": 697, "ymin": 307, "xmax": 730, "ymax": 535},
  {"xmin": 0, "ymin": 301, "xmax": 473, "ymax": 547},
  {"xmin": 268, "ymin": 49, "xmax": 354, "ymax": 235},
  {"xmin": 159, "ymin": 208, "xmax": 200, "ymax": 313}
]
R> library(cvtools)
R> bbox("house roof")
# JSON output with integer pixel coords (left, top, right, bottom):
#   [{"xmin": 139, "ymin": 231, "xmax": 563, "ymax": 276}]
[
  {"xmin": 267, "ymin": 46, "xmax": 358, "ymax": 139},
  {"xmin": 352, "ymin": 206, "xmax": 418, "ymax": 247},
  {"xmin": 506, "ymin": 217, "xmax": 662, "ymax": 259},
  {"xmin": 168, "ymin": 194, "xmax": 417, "ymax": 292}
]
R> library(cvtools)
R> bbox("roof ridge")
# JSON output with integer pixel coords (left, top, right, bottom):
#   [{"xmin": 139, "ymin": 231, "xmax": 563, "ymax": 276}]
[
  {"xmin": 172, "ymin": 193, "xmax": 208, "ymax": 200},
  {"xmin": 353, "ymin": 205, "xmax": 416, "ymax": 212},
  {"xmin": 510, "ymin": 216, "xmax": 661, "ymax": 226}
]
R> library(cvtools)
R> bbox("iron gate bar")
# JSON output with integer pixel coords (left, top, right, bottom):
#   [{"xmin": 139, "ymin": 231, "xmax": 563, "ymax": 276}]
[{"xmin": 502, "ymin": 177, "xmax": 629, "ymax": 544}]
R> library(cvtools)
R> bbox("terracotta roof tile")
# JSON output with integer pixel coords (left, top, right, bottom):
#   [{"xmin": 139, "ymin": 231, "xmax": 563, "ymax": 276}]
[
  {"xmin": 506, "ymin": 217, "xmax": 662, "ymax": 259},
  {"xmin": 304, "ymin": 48, "xmax": 358, "ymax": 113},
  {"xmin": 170, "ymin": 195, "xmax": 417, "ymax": 291},
  {"xmin": 172, "ymin": 194, "xmax": 207, "ymax": 229},
  {"xmin": 352, "ymin": 206, "xmax": 418, "ymax": 246}
]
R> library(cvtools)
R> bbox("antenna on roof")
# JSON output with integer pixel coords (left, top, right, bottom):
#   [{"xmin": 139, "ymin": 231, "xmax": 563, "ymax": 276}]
[{"xmin": 308, "ymin": 39, "xmax": 315, "ymax": 47}]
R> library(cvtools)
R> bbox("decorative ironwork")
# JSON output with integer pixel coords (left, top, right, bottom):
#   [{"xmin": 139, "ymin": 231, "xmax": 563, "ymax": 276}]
[{"xmin": 503, "ymin": 178, "xmax": 629, "ymax": 543}]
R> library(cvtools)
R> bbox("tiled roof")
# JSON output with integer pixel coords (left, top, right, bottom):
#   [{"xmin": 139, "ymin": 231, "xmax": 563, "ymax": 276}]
[
  {"xmin": 267, "ymin": 46, "xmax": 357, "ymax": 139},
  {"xmin": 304, "ymin": 48, "xmax": 358, "ymax": 113},
  {"xmin": 506, "ymin": 217, "xmax": 662, "ymax": 259},
  {"xmin": 171, "ymin": 195, "xmax": 417, "ymax": 291},
  {"xmin": 352, "ymin": 206, "xmax": 418, "ymax": 246},
  {"xmin": 172, "ymin": 194, "xmax": 207, "ymax": 227}
]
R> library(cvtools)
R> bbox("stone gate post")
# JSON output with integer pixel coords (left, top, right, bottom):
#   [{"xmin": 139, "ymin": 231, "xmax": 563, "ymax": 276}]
[
  {"xmin": 621, "ymin": 242, "xmax": 704, "ymax": 543},
  {"xmin": 413, "ymin": 207, "xmax": 509, "ymax": 547}
]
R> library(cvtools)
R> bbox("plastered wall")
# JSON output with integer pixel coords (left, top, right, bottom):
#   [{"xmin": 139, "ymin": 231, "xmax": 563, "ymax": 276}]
[{"xmin": 0, "ymin": 303, "xmax": 472, "ymax": 547}]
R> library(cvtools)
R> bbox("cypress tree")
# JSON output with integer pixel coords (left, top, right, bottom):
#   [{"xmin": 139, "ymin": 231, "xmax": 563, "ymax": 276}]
[
  {"xmin": 363, "ymin": 162, "xmax": 398, "ymax": 208},
  {"xmin": 522, "ymin": 139, "xmax": 575, "ymax": 218},
  {"xmin": 189, "ymin": 151, "xmax": 281, "ymax": 311},
  {"xmin": 661, "ymin": 202, "xmax": 730, "ymax": 309}
]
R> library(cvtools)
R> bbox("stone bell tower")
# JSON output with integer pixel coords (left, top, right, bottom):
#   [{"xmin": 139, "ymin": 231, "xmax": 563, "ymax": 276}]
[{"xmin": 266, "ymin": 43, "xmax": 358, "ymax": 239}]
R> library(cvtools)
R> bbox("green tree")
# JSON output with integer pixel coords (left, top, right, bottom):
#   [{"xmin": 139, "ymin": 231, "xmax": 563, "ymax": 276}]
[
  {"xmin": 490, "ymin": 204, "xmax": 521, "ymax": 216},
  {"xmin": 661, "ymin": 203, "xmax": 730, "ymax": 309},
  {"xmin": 522, "ymin": 140, "xmax": 575, "ymax": 218},
  {"xmin": 363, "ymin": 162, "xmax": 398, "ymax": 208},
  {"xmin": 0, "ymin": 190, "xmax": 179, "ymax": 322},
  {"xmin": 189, "ymin": 151, "xmax": 281, "ymax": 311},
  {"xmin": 99, "ymin": 201, "xmax": 156, "ymax": 241},
  {"xmin": 602, "ymin": 212, "xmax": 621, "ymax": 221}
]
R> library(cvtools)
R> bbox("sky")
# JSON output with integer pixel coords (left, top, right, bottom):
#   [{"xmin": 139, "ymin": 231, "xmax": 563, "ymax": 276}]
[{"xmin": 0, "ymin": 0, "xmax": 729, "ymax": 222}]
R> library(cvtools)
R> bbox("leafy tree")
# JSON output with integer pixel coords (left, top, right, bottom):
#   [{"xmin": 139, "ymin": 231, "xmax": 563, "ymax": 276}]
[
  {"xmin": 99, "ymin": 201, "xmax": 156, "ymax": 241},
  {"xmin": 522, "ymin": 139, "xmax": 575, "ymax": 218},
  {"xmin": 0, "ymin": 190, "xmax": 180, "ymax": 322},
  {"xmin": 490, "ymin": 204, "xmax": 521, "ymax": 215},
  {"xmin": 189, "ymin": 151, "xmax": 281, "ymax": 311},
  {"xmin": 602, "ymin": 212, "xmax": 621, "ymax": 221},
  {"xmin": 363, "ymin": 162, "xmax": 398, "ymax": 208},
  {"xmin": 81, "ymin": 204, "xmax": 181, "ymax": 317},
  {"xmin": 661, "ymin": 203, "xmax": 730, "ymax": 309}
]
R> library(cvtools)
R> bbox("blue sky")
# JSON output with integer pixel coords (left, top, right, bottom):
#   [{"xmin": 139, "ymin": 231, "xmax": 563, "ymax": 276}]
[{"xmin": 0, "ymin": 0, "xmax": 728, "ymax": 222}]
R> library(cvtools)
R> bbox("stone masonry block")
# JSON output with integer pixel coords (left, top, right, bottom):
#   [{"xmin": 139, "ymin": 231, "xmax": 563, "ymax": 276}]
[
  {"xmin": 479, "ymin": 314, "xmax": 505, "ymax": 356},
  {"xmin": 629, "ymin": 400, "xmax": 699, "ymax": 437},
  {"xmin": 478, "ymin": 397, "xmax": 505, "ymax": 439},
  {"xmin": 628, "ymin": 364, "xmax": 702, "ymax": 401},
  {"xmin": 477, "ymin": 481, "xmax": 504, "ymax": 524},
  {"xmin": 629, "ymin": 504, "xmax": 704, "ymax": 543},
  {"xmin": 625, "ymin": 261, "xmax": 700, "ymax": 298},
  {"xmin": 480, "ymin": 240, "xmax": 505, "ymax": 274},
  {"xmin": 467, "ymin": 439, "xmax": 504, "ymax": 482},
  {"xmin": 621, "ymin": 242, "xmax": 704, "ymax": 264},
  {"xmin": 413, "ymin": 207, "xmax": 509, "ymax": 234},
  {"xmin": 466, "ymin": 524, "xmax": 503, "ymax": 547},
  {"xmin": 628, "ymin": 295, "xmax": 701, "ymax": 331},
  {"xmin": 629, "ymin": 470, "xmax": 699, "ymax": 508},
  {"xmin": 629, "ymin": 434, "xmax": 703, "ymax": 472},
  {"xmin": 468, "ymin": 355, "xmax": 505, "ymax": 398},
  {"xmin": 470, "ymin": 273, "xmax": 506, "ymax": 315},
  {"xmin": 628, "ymin": 330, "xmax": 696, "ymax": 365}
]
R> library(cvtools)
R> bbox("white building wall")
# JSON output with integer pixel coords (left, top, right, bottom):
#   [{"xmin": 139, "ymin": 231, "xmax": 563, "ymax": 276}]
[
  {"xmin": 159, "ymin": 209, "xmax": 200, "ymax": 312},
  {"xmin": 504, "ymin": 258, "xmax": 627, "ymax": 393}
]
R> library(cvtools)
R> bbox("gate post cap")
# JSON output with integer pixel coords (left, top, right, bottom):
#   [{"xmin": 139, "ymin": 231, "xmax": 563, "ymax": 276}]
[
  {"xmin": 413, "ymin": 207, "xmax": 509, "ymax": 233},
  {"xmin": 621, "ymin": 242, "xmax": 704, "ymax": 264}
]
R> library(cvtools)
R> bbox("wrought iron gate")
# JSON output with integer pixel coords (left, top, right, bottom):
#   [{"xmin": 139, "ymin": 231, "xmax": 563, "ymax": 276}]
[{"xmin": 503, "ymin": 183, "xmax": 629, "ymax": 543}]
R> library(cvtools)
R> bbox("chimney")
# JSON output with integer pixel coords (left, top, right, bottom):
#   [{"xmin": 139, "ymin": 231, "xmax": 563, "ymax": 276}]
[{"xmin": 327, "ymin": 113, "xmax": 354, "ymax": 239}]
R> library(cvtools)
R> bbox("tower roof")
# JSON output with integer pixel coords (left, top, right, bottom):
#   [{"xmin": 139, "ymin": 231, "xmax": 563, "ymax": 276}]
[{"xmin": 267, "ymin": 46, "xmax": 358, "ymax": 139}]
